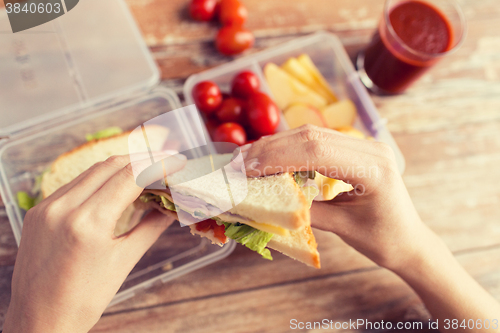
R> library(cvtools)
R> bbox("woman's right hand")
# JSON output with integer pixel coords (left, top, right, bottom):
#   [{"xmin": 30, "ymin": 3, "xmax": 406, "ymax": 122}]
[
  {"xmin": 239, "ymin": 124, "xmax": 437, "ymax": 271},
  {"xmin": 239, "ymin": 125, "xmax": 500, "ymax": 331}
]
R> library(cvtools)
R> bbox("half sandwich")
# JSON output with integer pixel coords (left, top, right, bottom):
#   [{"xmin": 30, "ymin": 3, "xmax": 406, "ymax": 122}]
[
  {"xmin": 136, "ymin": 153, "xmax": 321, "ymax": 268},
  {"xmin": 40, "ymin": 127, "xmax": 321, "ymax": 268}
]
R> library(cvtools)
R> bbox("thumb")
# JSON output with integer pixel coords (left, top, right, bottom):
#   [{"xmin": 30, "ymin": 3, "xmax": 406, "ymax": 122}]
[
  {"xmin": 310, "ymin": 201, "xmax": 352, "ymax": 235},
  {"xmin": 120, "ymin": 209, "xmax": 177, "ymax": 262}
]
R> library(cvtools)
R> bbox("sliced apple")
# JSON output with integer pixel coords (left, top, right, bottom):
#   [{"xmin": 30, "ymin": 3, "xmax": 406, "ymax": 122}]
[
  {"xmin": 321, "ymin": 99, "xmax": 357, "ymax": 129},
  {"xmin": 337, "ymin": 126, "xmax": 366, "ymax": 139},
  {"xmin": 297, "ymin": 54, "xmax": 338, "ymax": 102},
  {"xmin": 281, "ymin": 58, "xmax": 336, "ymax": 104},
  {"xmin": 264, "ymin": 63, "xmax": 328, "ymax": 110},
  {"xmin": 283, "ymin": 103, "xmax": 327, "ymax": 129},
  {"xmin": 314, "ymin": 174, "xmax": 354, "ymax": 201}
]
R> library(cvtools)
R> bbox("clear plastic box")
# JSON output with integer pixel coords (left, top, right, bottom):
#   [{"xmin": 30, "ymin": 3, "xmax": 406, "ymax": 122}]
[
  {"xmin": 184, "ymin": 31, "xmax": 406, "ymax": 173},
  {"xmin": 0, "ymin": 0, "xmax": 234, "ymax": 307}
]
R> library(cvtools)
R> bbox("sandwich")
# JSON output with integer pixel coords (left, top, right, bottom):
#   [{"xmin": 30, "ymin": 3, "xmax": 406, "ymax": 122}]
[
  {"xmin": 136, "ymin": 153, "xmax": 321, "ymax": 268},
  {"xmin": 38, "ymin": 126, "xmax": 323, "ymax": 268}
]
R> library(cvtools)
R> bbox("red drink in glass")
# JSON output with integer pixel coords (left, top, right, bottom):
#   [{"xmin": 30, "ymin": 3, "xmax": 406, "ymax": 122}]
[{"xmin": 357, "ymin": 0, "xmax": 466, "ymax": 94}]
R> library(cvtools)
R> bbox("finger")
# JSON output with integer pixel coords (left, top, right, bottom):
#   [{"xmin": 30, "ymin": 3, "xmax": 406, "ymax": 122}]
[
  {"xmin": 310, "ymin": 201, "xmax": 364, "ymax": 239},
  {"xmin": 54, "ymin": 151, "xmax": 178, "ymax": 209},
  {"xmin": 44, "ymin": 162, "xmax": 101, "ymax": 202},
  {"xmin": 80, "ymin": 154, "xmax": 186, "ymax": 225},
  {"xmin": 46, "ymin": 151, "xmax": 174, "ymax": 201},
  {"xmin": 119, "ymin": 210, "xmax": 177, "ymax": 263},
  {"xmin": 243, "ymin": 140, "xmax": 381, "ymax": 185}
]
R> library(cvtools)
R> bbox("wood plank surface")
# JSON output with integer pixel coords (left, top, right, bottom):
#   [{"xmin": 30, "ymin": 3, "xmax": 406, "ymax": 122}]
[
  {"xmin": 92, "ymin": 246, "xmax": 500, "ymax": 333},
  {"xmin": 1, "ymin": 0, "xmax": 500, "ymax": 332}
]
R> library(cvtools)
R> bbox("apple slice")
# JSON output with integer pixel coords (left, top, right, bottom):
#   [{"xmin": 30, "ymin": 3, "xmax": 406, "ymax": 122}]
[
  {"xmin": 321, "ymin": 99, "xmax": 357, "ymax": 129},
  {"xmin": 281, "ymin": 58, "xmax": 336, "ymax": 104},
  {"xmin": 337, "ymin": 126, "xmax": 366, "ymax": 139},
  {"xmin": 264, "ymin": 63, "xmax": 328, "ymax": 110},
  {"xmin": 314, "ymin": 173, "xmax": 354, "ymax": 201},
  {"xmin": 283, "ymin": 103, "xmax": 327, "ymax": 129},
  {"xmin": 297, "ymin": 54, "xmax": 338, "ymax": 102}
]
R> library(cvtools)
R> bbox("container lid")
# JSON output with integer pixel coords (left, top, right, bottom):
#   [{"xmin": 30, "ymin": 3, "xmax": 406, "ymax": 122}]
[{"xmin": 0, "ymin": 0, "xmax": 160, "ymax": 136}]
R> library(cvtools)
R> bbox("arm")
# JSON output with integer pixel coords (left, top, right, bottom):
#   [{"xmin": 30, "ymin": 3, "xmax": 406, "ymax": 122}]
[
  {"xmin": 238, "ymin": 124, "xmax": 500, "ymax": 332},
  {"xmin": 394, "ymin": 229, "xmax": 500, "ymax": 331},
  {"xmin": 3, "ymin": 153, "xmax": 186, "ymax": 333}
]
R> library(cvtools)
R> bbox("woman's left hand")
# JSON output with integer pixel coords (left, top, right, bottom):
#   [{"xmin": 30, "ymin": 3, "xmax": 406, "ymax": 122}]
[{"xmin": 3, "ymin": 153, "xmax": 186, "ymax": 333}]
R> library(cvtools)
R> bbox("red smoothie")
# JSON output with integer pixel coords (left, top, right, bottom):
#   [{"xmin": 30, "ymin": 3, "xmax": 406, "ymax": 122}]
[{"xmin": 363, "ymin": 1, "xmax": 453, "ymax": 93}]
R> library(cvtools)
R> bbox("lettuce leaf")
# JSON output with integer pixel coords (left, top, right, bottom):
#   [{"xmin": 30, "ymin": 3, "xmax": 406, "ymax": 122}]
[
  {"xmin": 219, "ymin": 221, "xmax": 273, "ymax": 260},
  {"xmin": 231, "ymin": 226, "xmax": 273, "ymax": 260},
  {"xmin": 293, "ymin": 171, "xmax": 316, "ymax": 187},
  {"xmin": 139, "ymin": 193, "xmax": 176, "ymax": 211},
  {"xmin": 17, "ymin": 191, "xmax": 36, "ymax": 211},
  {"xmin": 85, "ymin": 127, "xmax": 123, "ymax": 141}
]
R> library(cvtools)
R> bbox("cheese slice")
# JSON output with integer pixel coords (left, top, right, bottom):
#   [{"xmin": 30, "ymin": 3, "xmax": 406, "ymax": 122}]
[{"xmin": 240, "ymin": 220, "xmax": 290, "ymax": 237}]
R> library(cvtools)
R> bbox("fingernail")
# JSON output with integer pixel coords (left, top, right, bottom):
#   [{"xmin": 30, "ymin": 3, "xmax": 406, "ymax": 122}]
[
  {"xmin": 240, "ymin": 143, "xmax": 253, "ymax": 152},
  {"xmin": 241, "ymin": 151, "xmax": 248, "ymax": 160},
  {"xmin": 232, "ymin": 147, "xmax": 241, "ymax": 158}
]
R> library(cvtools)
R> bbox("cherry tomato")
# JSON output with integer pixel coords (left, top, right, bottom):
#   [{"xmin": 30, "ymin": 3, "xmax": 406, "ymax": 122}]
[
  {"xmin": 216, "ymin": 26, "xmax": 254, "ymax": 56},
  {"xmin": 245, "ymin": 92, "xmax": 280, "ymax": 136},
  {"xmin": 190, "ymin": 0, "xmax": 218, "ymax": 21},
  {"xmin": 192, "ymin": 81, "xmax": 223, "ymax": 115},
  {"xmin": 216, "ymin": 98, "xmax": 245, "ymax": 123},
  {"xmin": 219, "ymin": 0, "xmax": 248, "ymax": 26},
  {"xmin": 213, "ymin": 122, "xmax": 247, "ymax": 145},
  {"xmin": 231, "ymin": 71, "xmax": 260, "ymax": 99},
  {"xmin": 214, "ymin": 1, "xmax": 222, "ymax": 20}
]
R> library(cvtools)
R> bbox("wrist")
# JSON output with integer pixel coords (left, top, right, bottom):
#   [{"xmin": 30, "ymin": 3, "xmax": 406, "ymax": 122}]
[
  {"xmin": 389, "ymin": 225, "xmax": 455, "ymax": 288},
  {"xmin": 4, "ymin": 301, "xmax": 49, "ymax": 333},
  {"xmin": 3, "ymin": 299, "xmax": 83, "ymax": 333}
]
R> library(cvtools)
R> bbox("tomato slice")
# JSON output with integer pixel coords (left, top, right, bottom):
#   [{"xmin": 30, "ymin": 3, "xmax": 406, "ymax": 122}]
[
  {"xmin": 213, "ymin": 223, "xmax": 227, "ymax": 243},
  {"xmin": 195, "ymin": 219, "xmax": 227, "ymax": 243},
  {"xmin": 195, "ymin": 220, "xmax": 213, "ymax": 233}
]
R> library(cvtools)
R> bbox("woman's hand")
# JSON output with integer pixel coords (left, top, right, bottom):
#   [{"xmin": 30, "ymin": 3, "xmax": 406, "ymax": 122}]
[
  {"xmin": 4, "ymin": 153, "xmax": 186, "ymax": 333},
  {"xmin": 239, "ymin": 125, "xmax": 500, "ymax": 331},
  {"xmin": 239, "ymin": 124, "xmax": 433, "ymax": 271}
]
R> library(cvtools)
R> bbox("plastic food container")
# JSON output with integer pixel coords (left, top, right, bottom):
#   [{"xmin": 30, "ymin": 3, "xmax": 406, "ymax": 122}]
[
  {"xmin": 0, "ymin": 0, "xmax": 234, "ymax": 307},
  {"xmin": 184, "ymin": 31, "xmax": 406, "ymax": 173}
]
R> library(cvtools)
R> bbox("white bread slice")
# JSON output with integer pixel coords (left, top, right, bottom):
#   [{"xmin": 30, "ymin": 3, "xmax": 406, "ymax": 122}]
[
  {"xmin": 41, "ymin": 125, "xmax": 170, "ymax": 198},
  {"xmin": 166, "ymin": 154, "xmax": 310, "ymax": 231},
  {"xmin": 267, "ymin": 226, "xmax": 320, "ymax": 268}
]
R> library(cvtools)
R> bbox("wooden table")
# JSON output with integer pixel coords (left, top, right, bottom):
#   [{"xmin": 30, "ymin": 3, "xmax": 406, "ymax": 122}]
[{"xmin": 1, "ymin": 0, "xmax": 500, "ymax": 331}]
